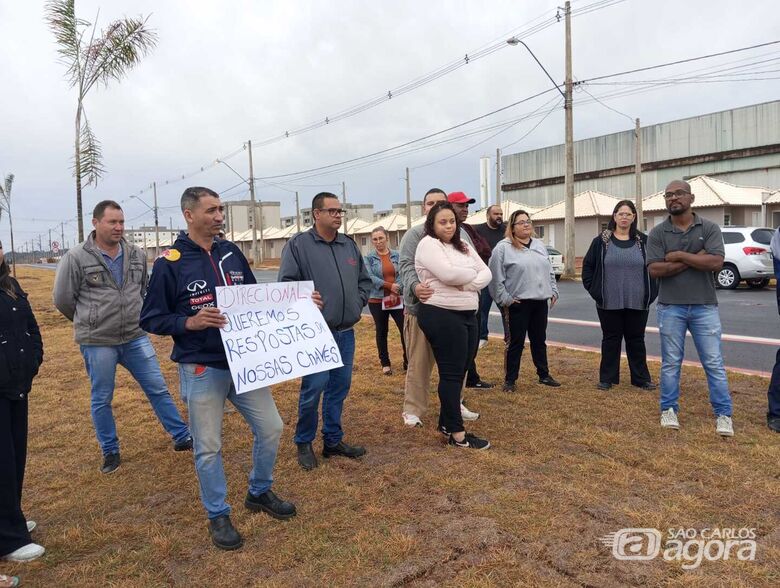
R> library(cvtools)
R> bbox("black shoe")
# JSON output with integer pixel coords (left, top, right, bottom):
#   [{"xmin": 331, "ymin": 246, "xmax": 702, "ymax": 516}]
[
  {"xmin": 768, "ymin": 416, "xmax": 780, "ymax": 433},
  {"xmin": 296, "ymin": 442, "xmax": 318, "ymax": 470},
  {"xmin": 448, "ymin": 432, "xmax": 490, "ymax": 450},
  {"xmin": 245, "ymin": 489, "xmax": 297, "ymax": 520},
  {"xmin": 101, "ymin": 453, "xmax": 121, "ymax": 474},
  {"xmin": 466, "ymin": 380, "xmax": 495, "ymax": 389},
  {"xmin": 322, "ymin": 441, "xmax": 366, "ymax": 459},
  {"xmin": 502, "ymin": 382, "xmax": 516, "ymax": 393},
  {"xmin": 597, "ymin": 382, "xmax": 612, "ymax": 390},
  {"xmin": 208, "ymin": 515, "xmax": 243, "ymax": 550},
  {"xmin": 633, "ymin": 381, "xmax": 658, "ymax": 391},
  {"xmin": 539, "ymin": 376, "xmax": 561, "ymax": 387},
  {"xmin": 174, "ymin": 436, "xmax": 193, "ymax": 451}
]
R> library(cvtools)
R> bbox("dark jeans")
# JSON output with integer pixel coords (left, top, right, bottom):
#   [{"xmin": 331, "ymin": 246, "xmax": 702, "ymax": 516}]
[
  {"xmin": 596, "ymin": 308, "xmax": 652, "ymax": 386},
  {"xmin": 767, "ymin": 348, "xmax": 780, "ymax": 419},
  {"xmin": 417, "ymin": 304, "xmax": 478, "ymax": 435},
  {"xmin": 367, "ymin": 302, "xmax": 407, "ymax": 369},
  {"xmin": 0, "ymin": 396, "xmax": 31, "ymax": 557},
  {"xmin": 502, "ymin": 300, "xmax": 550, "ymax": 384}
]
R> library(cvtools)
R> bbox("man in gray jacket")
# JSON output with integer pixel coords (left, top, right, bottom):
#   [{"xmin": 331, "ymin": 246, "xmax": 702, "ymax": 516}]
[
  {"xmin": 278, "ymin": 192, "xmax": 372, "ymax": 470},
  {"xmin": 53, "ymin": 200, "xmax": 191, "ymax": 474}
]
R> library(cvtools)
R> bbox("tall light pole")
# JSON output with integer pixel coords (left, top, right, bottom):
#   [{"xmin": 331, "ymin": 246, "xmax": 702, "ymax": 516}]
[{"xmin": 506, "ymin": 33, "xmax": 572, "ymax": 274}]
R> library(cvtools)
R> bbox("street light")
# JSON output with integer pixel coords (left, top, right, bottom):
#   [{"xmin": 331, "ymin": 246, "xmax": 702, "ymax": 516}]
[
  {"xmin": 130, "ymin": 192, "xmax": 159, "ymax": 256},
  {"xmin": 216, "ymin": 158, "xmax": 263, "ymax": 265},
  {"xmin": 507, "ymin": 35, "xmax": 574, "ymax": 278}
]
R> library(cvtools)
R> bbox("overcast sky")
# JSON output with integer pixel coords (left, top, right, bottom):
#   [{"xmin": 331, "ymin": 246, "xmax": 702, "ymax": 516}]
[{"xmin": 1, "ymin": 0, "xmax": 778, "ymax": 248}]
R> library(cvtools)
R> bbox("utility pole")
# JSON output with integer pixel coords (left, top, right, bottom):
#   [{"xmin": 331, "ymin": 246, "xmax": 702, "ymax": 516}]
[
  {"xmin": 563, "ymin": 0, "xmax": 575, "ymax": 278},
  {"xmin": 247, "ymin": 139, "xmax": 261, "ymax": 265},
  {"xmin": 295, "ymin": 191, "xmax": 301, "ymax": 233},
  {"xmin": 405, "ymin": 167, "xmax": 412, "ymax": 229},
  {"xmin": 634, "ymin": 117, "xmax": 643, "ymax": 229},
  {"xmin": 495, "ymin": 148, "xmax": 502, "ymax": 205},
  {"xmin": 153, "ymin": 181, "xmax": 160, "ymax": 255},
  {"xmin": 342, "ymin": 181, "xmax": 348, "ymax": 235}
]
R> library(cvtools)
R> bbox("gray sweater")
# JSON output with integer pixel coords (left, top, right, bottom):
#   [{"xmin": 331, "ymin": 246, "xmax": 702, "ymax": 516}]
[
  {"xmin": 488, "ymin": 238, "xmax": 558, "ymax": 306},
  {"xmin": 398, "ymin": 224, "xmax": 473, "ymax": 316}
]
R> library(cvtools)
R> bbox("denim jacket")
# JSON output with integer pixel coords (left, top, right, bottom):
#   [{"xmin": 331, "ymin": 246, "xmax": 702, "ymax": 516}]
[{"xmin": 364, "ymin": 249, "xmax": 403, "ymax": 300}]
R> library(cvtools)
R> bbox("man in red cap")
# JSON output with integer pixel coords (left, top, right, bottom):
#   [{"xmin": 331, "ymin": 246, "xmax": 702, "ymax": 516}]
[{"xmin": 447, "ymin": 192, "xmax": 495, "ymax": 390}]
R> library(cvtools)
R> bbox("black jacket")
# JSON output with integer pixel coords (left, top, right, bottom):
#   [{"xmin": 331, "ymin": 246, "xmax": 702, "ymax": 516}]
[
  {"xmin": 0, "ymin": 278, "xmax": 44, "ymax": 400},
  {"xmin": 581, "ymin": 230, "xmax": 658, "ymax": 309}
]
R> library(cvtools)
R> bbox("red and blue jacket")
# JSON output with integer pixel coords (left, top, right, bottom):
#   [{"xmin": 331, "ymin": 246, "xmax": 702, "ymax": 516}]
[{"xmin": 140, "ymin": 233, "xmax": 255, "ymax": 369}]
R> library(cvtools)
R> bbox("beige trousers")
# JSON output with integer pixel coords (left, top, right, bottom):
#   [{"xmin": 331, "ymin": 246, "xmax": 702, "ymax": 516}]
[{"xmin": 402, "ymin": 312, "xmax": 436, "ymax": 418}]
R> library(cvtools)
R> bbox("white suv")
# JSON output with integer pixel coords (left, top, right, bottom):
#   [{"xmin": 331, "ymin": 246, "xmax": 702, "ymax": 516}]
[{"xmin": 717, "ymin": 226, "xmax": 775, "ymax": 289}]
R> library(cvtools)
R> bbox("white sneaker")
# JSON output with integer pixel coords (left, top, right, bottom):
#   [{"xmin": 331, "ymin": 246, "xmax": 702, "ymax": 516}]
[
  {"xmin": 716, "ymin": 415, "xmax": 734, "ymax": 437},
  {"xmin": 460, "ymin": 403, "xmax": 480, "ymax": 421},
  {"xmin": 402, "ymin": 412, "xmax": 422, "ymax": 427},
  {"xmin": 26, "ymin": 520, "xmax": 36, "ymax": 533},
  {"xmin": 3, "ymin": 543, "xmax": 45, "ymax": 562},
  {"xmin": 660, "ymin": 408, "xmax": 679, "ymax": 430},
  {"xmin": 478, "ymin": 338, "xmax": 488, "ymax": 350}
]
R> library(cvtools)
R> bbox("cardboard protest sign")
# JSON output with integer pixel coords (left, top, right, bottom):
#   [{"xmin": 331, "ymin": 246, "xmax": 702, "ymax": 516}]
[{"xmin": 216, "ymin": 281, "xmax": 343, "ymax": 393}]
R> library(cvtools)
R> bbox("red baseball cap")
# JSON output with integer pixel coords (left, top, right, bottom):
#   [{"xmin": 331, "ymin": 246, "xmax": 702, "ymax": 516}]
[{"xmin": 447, "ymin": 191, "xmax": 476, "ymax": 204}]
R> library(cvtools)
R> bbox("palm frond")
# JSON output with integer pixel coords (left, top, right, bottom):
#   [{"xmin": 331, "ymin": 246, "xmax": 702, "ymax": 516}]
[
  {"xmin": 82, "ymin": 16, "xmax": 157, "ymax": 93},
  {"xmin": 45, "ymin": 0, "xmax": 89, "ymax": 87},
  {"xmin": 76, "ymin": 116, "xmax": 105, "ymax": 186}
]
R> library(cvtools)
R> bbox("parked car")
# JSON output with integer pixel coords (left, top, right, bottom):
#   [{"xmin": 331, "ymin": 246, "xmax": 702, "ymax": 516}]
[
  {"xmin": 717, "ymin": 226, "xmax": 775, "ymax": 289},
  {"xmin": 546, "ymin": 245, "xmax": 563, "ymax": 280}
]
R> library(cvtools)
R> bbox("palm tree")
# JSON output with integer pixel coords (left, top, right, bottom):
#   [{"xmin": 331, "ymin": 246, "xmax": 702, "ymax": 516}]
[
  {"xmin": 46, "ymin": 0, "xmax": 157, "ymax": 242},
  {"xmin": 0, "ymin": 174, "xmax": 17, "ymax": 277}
]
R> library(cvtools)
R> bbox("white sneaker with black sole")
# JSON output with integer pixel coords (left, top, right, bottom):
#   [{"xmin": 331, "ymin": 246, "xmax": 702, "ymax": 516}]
[
  {"xmin": 460, "ymin": 403, "xmax": 480, "ymax": 421},
  {"xmin": 402, "ymin": 412, "xmax": 422, "ymax": 427},
  {"xmin": 448, "ymin": 433, "xmax": 490, "ymax": 450}
]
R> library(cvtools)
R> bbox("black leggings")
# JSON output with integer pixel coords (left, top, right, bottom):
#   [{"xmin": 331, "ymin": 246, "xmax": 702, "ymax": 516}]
[
  {"xmin": 368, "ymin": 302, "xmax": 407, "ymax": 369},
  {"xmin": 417, "ymin": 304, "xmax": 478, "ymax": 434},
  {"xmin": 0, "ymin": 396, "xmax": 31, "ymax": 556},
  {"xmin": 502, "ymin": 300, "xmax": 550, "ymax": 384}
]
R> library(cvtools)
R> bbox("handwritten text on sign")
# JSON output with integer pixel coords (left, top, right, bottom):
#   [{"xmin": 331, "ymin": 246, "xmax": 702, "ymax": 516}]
[{"xmin": 216, "ymin": 281, "xmax": 343, "ymax": 393}]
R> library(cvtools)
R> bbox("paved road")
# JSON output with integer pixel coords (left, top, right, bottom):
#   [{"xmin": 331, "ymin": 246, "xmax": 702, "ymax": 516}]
[{"xmin": 253, "ymin": 269, "xmax": 780, "ymax": 375}]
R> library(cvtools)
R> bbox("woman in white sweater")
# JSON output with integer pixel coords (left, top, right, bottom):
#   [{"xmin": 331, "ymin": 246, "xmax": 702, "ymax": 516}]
[{"xmin": 415, "ymin": 202, "xmax": 492, "ymax": 450}]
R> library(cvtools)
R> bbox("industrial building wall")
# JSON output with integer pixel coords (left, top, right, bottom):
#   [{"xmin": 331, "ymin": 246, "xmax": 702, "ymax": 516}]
[{"xmin": 502, "ymin": 101, "xmax": 780, "ymax": 206}]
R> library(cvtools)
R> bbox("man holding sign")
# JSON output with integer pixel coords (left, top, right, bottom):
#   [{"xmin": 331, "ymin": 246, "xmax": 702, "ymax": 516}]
[
  {"xmin": 141, "ymin": 187, "xmax": 295, "ymax": 551},
  {"xmin": 279, "ymin": 192, "xmax": 372, "ymax": 471}
]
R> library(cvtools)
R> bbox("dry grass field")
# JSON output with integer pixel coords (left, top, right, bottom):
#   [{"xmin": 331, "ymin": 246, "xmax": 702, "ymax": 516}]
[{"xmin": 4, "ymin": 267, "xmax": 779, "ymax": 587}]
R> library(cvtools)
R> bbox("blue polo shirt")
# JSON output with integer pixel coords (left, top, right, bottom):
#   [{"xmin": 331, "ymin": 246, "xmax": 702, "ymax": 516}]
[{"xmin": 99, "ymin": 246, "xmax": 124, "ymax": 287}]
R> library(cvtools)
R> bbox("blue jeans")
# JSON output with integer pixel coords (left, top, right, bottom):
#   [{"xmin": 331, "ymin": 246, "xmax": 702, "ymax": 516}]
[
  {"xmin": 178, "ymin": 363, "xmax": 283, "ymax": 519},
  {"xmin": 80, "ymin": 336, "xmax": 190, "ymax": 456},
  {"xmin": 656, "ymin": 304, "xmax": 732, "ymax": 416},
  {"xmin": 294, "ymin": 328, "xmax": 355, "ymax": 446}
]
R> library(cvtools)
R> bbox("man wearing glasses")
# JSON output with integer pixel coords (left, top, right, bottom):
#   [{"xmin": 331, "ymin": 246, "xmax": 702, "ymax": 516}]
[
  {"xmin": 278, "ymin": 192, "xmax": 372, "ymax": 470},
  {"xmin": 646, "ymin": 180, "xmax": 734, "ymax": 436}
]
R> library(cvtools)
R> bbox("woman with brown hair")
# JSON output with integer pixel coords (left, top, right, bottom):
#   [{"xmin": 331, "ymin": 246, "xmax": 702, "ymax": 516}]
[
  {"xmin": 0, "ymin": 242, "xmax": 45, "ymax": 564},
  {"xmin": 415, "ymin": 202, "xmax": 492, "ymax": 449},
  {"xmin": 582, "ymin": 199, "xmax": 658, "ymax": 390},
  {"xmin": 488, "ymin": 210, "xmax": 560, "ymax": 393},
  {"xmin": 365, "ymin": 227, "xmax": 407, "ymax": 375}
]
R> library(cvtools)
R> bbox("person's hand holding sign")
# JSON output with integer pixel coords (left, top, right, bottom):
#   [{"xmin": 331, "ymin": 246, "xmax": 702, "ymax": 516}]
[
  {"xmin": 311, "ymin": 290, "xmax": 324, "ymax": 310},
  {"xmin": 185, "ymin": 306, "xmax": 228, "ymax": 331}
]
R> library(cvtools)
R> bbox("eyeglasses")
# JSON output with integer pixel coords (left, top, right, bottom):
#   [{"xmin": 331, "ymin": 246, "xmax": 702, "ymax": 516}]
[
  {"xmin": 615, "ymin": 212, "xmax": 635, "ymax": 218},
  {"xmin": 664, "ymin": 190, "xmax": 691, "ymax": 200},
  {"xmin": 513, "ymin": 220, "xmax": 532, "ymax": 227},
  {"xmin": 317, "ymin": 208, "xmax": 346, "ymax": 217}
]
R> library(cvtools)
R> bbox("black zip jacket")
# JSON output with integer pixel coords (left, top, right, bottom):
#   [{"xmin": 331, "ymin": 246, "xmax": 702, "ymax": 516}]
[
  {"xmin": 278, "ymin": 228, "xmax": 371, "ymax": 331},
  {"xmin": 581, "ymin": 230, "xmax": 658, "ymax": 309},
  {"xmin": 0, "ymin": 278, "xmax": 44, "ymax": 400},
  {"xmin": 140, "ymin": 233, "xmax": 255, "ymax": 368}
]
